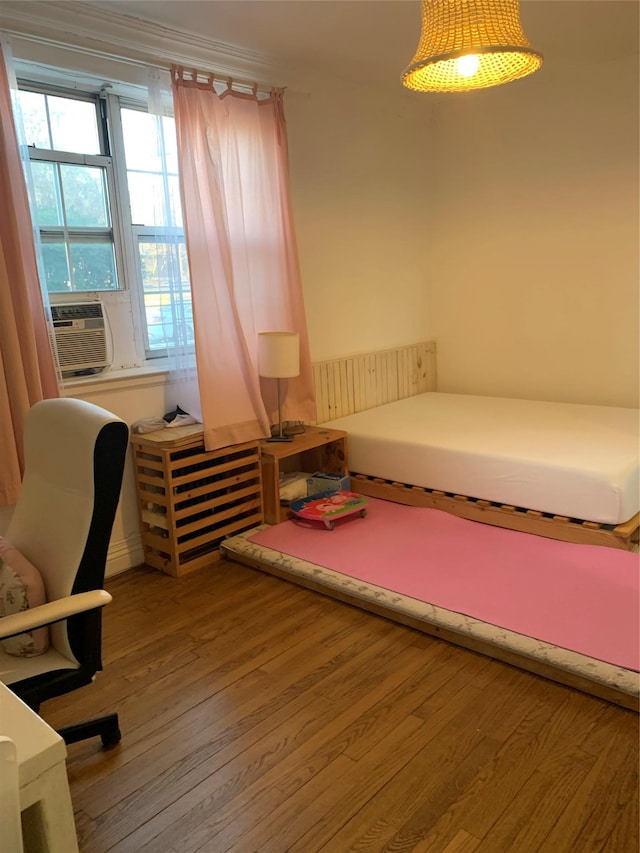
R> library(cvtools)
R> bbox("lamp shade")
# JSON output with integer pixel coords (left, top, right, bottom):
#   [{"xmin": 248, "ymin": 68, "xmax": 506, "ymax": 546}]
[
  {"xmin": 402, "ymin": 0, "xmax": 543, "ymax": 93},
  {"xmin": 258, "ymin": 332, "xmax": 300, "ymax": 379}
]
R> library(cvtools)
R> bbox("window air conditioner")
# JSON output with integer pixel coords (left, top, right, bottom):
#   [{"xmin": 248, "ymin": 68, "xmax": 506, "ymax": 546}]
[{"xmin": 50, "ymin": 301, "xmax": 111, "ymax": 377}]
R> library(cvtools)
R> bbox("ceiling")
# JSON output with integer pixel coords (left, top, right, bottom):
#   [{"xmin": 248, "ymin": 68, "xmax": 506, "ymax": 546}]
[{"xmin": 87, "ymin": 0, "xmax": 638, "ymax": 88}]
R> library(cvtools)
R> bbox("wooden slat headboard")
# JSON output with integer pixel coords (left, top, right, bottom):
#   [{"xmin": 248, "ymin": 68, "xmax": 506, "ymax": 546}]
[{"xmin": 311, "ymin": 340, "xmax": 436, "ymax": 424}]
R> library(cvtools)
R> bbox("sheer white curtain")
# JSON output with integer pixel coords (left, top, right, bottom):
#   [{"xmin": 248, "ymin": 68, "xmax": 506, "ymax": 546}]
[{"xmin": 144, "ymin": 67, "xmax": 201, "ymax": 420}]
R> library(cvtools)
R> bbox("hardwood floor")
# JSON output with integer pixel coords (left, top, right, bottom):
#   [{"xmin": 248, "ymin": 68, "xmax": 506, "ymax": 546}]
[{"xmin": 42, "ymin": 560, "xmax": 639, "ymax": 853}]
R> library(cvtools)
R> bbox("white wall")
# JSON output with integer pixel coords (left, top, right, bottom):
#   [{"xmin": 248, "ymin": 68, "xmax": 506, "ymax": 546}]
[
  {"xmin": 286, "ymin": 79, "xmax": 433, "ymax": 361},
  {"xmin": 423, "ymin": 52, "xmax": 639, "ymax": 408}
]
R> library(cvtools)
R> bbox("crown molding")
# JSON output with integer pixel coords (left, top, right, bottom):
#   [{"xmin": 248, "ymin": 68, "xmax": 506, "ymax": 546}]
[{"xmin": 0, "ymin": 0, "xmax": 286, "ymax": 85}]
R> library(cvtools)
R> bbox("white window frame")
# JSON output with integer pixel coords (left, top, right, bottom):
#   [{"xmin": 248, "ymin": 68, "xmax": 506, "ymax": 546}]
[
  {"xmin": 18, "ymin": 82, "xmax": 128, "ymax": 296},
  {"xmin": 28, "ymin": 146, "xmax": 122, "ymax": 292},
  {"xmin": 109, "ymin": 97, "xmax": 192, "ymax": 357},
  {"xmin": 104, "ymin": 90, "xmax": 153, "ymax": 357}
]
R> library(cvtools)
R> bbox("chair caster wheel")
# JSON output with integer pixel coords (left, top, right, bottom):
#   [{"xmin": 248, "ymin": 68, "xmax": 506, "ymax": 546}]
[{"xmin": 101, "ymin": 726, "xmax": 121, "ymax": 749}]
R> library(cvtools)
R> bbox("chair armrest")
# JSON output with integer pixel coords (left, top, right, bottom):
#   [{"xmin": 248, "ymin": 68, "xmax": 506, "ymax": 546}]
[{"xmin": 0, "ymin": 590, "xmax": 112, "ymax": 641}]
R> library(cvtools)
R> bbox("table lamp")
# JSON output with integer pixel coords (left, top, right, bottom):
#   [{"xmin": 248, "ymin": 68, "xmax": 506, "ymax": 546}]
[{"xmin": 258, "ymin": 331, "xmax": 300, "ymax": 442}]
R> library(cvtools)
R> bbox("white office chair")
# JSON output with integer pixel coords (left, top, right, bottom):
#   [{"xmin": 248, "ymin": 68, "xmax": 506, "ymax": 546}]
[{"xmin": 0, "ymin": 398, "xmax": 128, "ymax": 747}]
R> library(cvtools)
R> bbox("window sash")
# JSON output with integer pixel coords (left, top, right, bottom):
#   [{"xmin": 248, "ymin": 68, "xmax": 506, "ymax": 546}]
[
  {"xmin": 28, "ymin": 149, "xmax": 111, "ymax": 167},
  {"xmin": 40, "ymin": 228, "xmax": 115, "ymax": 240},
  {"xmin": 117, "ymin": 101, "xmax": 192, "ymax": 357},
  {"xmin": 133, "ymin": 227, "xmax": 193, "ymax": 354},
  {"xmin": 27, "ymin": 143, "xmax": 122, "ymax": 292}
]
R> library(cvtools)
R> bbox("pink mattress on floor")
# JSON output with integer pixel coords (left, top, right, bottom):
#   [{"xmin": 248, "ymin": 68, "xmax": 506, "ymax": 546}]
[{"xmin": 250, "ymin": 499, "xmax": 640, "ymax": 671}]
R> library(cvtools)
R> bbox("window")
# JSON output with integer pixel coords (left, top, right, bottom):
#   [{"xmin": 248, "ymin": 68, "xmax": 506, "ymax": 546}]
[
  {"xmin": 16, "ymin": 78, "xmax": 192, "ymax": 357},
  {"xmin": 120, "ymin": 107, "xmax": 193, "ymax": 351},
  {"xmin": 18, "ymin": 88, "xmax": 119, "ymax": 293}
]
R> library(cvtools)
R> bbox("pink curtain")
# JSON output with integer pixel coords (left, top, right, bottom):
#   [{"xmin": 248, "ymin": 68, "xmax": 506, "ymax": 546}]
[
  {"xmin": 0, "ymin": 45, "xmax": 59, "ymax": 506},
  {"xmin": 171, "ymin": 68, "xmax": 316, "ymax": 450}
]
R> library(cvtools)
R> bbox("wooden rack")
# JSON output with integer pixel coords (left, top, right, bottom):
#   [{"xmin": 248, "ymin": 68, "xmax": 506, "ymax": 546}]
[{"xmin": 131, "ymin": 425, "xmax": 263, "ymax": 577}]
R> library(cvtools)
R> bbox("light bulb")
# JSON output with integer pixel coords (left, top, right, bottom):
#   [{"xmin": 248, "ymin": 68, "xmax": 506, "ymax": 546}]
[{"xmin": 457, "ymin": 54, "xmax": 479, "ymax": 78}]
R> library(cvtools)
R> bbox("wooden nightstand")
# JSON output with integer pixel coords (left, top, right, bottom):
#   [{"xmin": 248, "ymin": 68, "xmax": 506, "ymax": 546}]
[{"xmin": 260, "ymin": 426, "xmax": 348, "ymax": 524}]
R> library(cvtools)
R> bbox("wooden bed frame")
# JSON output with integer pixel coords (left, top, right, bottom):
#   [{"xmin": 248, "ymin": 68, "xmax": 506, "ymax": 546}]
[
  {"xmin": 350, "ymin": 476, "xmax": 639, "ymax": 552},
  {"xmin": 311, "ymin": 341, "xmax": 639, "ymax": 551}
]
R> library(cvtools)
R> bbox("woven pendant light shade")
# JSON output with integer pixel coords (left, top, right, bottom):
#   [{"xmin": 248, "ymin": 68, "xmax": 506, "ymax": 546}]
[{"xmin": 402, "ymin": 0, "xmax": 543, "ymax": 93}]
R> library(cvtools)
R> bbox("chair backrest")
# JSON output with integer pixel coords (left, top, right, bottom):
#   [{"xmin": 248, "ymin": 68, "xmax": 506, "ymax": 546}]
[{"xmin": 6, "ymin": 398, "xmax": 129, "ymax": 666}]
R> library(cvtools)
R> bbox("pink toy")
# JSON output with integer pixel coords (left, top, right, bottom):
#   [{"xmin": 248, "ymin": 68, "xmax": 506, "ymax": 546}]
[{"xmin": 289, "ymin": 490, "xmax": 368, "ymax": 530}]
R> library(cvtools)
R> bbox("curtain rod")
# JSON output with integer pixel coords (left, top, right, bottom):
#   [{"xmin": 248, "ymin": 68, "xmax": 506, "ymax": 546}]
[{"xmin": 5, "ymin": 28, "xmax": 283, "ymax": 96}]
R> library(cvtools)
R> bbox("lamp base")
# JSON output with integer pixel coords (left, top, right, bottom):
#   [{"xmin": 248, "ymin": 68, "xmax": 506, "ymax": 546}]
[{"xmin": 266, "ymin": 379, "xmax": 294, "ymax": 442}]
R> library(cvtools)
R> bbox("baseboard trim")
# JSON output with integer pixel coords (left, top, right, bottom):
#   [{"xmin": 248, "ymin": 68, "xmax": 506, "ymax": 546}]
[{"xmin": 106, "ymin": 534, "xmax": 144, "ymax": 578}]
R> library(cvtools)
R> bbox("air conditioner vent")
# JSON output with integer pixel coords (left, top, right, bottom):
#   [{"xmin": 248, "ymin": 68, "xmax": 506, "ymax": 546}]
[
  {"xmin": 51, "ymin": 303, "xmax": 104, "ymax": 322},
  {"xmin": 51, "ymin": 300, "xmax": 111, "ymax": 376}
]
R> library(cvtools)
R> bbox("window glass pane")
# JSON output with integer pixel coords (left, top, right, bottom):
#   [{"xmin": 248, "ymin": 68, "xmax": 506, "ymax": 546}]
[
  {"xmin": 30, "ymin": 161, "xmax": 63, "ymax": 226},
  {"xmin": 145, "ymin": 294, "xmax": 194, "ymax": 349},
  {"xmin": 168, "ymin": 176, "xmax": 183, "ymax": 228},
  {"xmin": 41, "ymin": 241, "xmax": 70, "ymax": 292},
  {"xmin": 162, "ymin": 115, "xmax": 178, "ymax": 173},
  {"xmin": 178, "ymin": 242, "xmax": 190, "ymax": 281},
  {"xmin": 139, "ymin": 239, "xmax": 191, "ymax": 295},
  {"xmin": 17, "ymin": 90, "xmax": 51, "ymax": 148},
  {"xmin": 69, "ymin": 242, "xmax": 117, "ymax": 290},
  {"xmin": 61, "ymin": 164, "xmax": 109, "ymax": 227},
  {"xmin": 122, "ymin": 108, "xmax": 163, "ymax": 172},
  {"xmin": 128, "ymin": 172, "xmax": 169, "ymax": 226},
  {"xmin": 145, "ymin": 295, "xmax": 194, "ymax": 350},
  {"xmin": 123, "ymin": 106, "xmax": 182, "ymax": 233},
  {"xmin": 138, "ymin": 238, "xmax": 192, "ymax": 350},
  {"xmin": 121, "ymin": 109, "xmax": 180, "ymax": 174},
  {"xmin": 48, "ymin": 95, "xmax": 100, "ymax": 155},
  {"xmin": 139, "ymin": 239, "xmax": 177, "ymax": 289}
]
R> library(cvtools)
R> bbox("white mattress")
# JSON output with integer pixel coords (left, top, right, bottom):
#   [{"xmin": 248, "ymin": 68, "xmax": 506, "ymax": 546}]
[{"xmin": 322, "ymin": 393, "xmax": 640, "ymax": 525}]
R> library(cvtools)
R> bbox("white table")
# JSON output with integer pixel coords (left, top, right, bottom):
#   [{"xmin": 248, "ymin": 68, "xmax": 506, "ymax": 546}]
[{"xmin": 0, "ymin": 682, "xmax": 78, "ymax": 853}]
